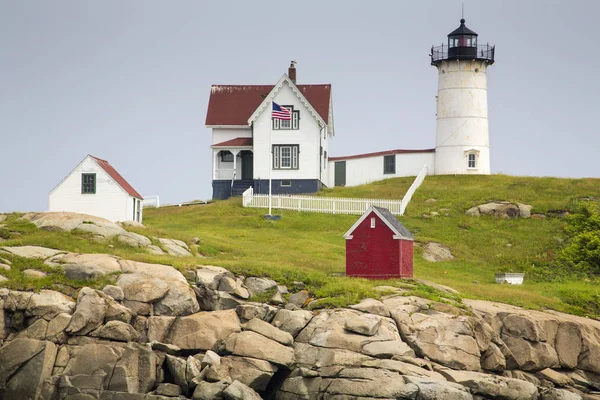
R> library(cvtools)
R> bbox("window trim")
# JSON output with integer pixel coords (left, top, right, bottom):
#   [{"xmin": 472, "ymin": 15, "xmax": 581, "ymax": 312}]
[
  {"xmin": 272, "ymin": 144, "xmax": 299, "ymax": 170},
  {"xmin": 273, "ymin": 105, "xmax": 300, "ymax": 130},
  {"xmin": 383, "ymin": 154, "xmax": 396, "ymax": 175},
  {"xmin": 280, "ymin": 180, "xmax": 291, "ymax": 187},
  {"xmin": 81, "ymin": 173, "xmax": 96, "ymax": 194}
]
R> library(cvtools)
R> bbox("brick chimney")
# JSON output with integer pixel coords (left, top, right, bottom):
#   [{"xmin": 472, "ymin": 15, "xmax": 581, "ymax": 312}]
[{"xmin": 288, "ymin": 61, "xmax": 297, "ymax": 84}]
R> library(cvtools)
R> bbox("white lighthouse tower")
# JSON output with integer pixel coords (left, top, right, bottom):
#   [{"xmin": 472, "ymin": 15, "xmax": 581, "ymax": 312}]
[{"xmin": 431, "ymin": 19, "xmax": 495, "ymax": 175}]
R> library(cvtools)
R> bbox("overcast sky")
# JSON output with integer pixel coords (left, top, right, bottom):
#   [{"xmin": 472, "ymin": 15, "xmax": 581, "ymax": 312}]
[{"xmin": 1, "ymin": 1, "xmax": 599, "ymax": 212}]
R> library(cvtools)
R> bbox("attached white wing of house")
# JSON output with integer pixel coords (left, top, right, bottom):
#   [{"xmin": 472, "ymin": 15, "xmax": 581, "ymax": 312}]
[
  {"xmin": 205, "ymin": 65, "xmax": 334, "ymax": 200},
  {"xmin": 49, "ymin": 155, "xmax": 144, "ymax": 223}
]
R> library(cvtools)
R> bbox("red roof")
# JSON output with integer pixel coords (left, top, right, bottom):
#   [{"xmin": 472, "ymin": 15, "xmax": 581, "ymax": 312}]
[
  {"xmin": 329, "ymin": 149, "xmax": 436, "ymax": 162},
  {"xmin": 91, "ymin": 156, "xmax": 143, "ymax": 199},
  {"xmin": 212, "ymin": 137, "xmax": 253, "ymax": 147},
  {"xmin": 205, "ymin": 84, "xmax": 331, "ymax": 126}
]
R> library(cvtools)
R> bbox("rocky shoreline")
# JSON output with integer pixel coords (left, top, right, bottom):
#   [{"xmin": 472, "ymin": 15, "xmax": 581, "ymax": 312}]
[{"xmin": 1, "ymin": 245, "xmax": 600, "ymax": 399}]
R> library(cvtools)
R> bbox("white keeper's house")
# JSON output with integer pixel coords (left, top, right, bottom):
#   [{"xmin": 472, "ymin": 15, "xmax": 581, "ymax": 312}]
[
  {"xmin": 206, "ymin": 18, "xmax": 495, "ymax": 199},
  {"xmin": 49, "ymin": 155, "xmax": 144, "ymax": 223}
]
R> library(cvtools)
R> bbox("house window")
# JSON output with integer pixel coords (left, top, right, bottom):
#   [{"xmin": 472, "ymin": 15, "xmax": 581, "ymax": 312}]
[
  {"xmin": 370, "ymin": 217, "xmax": 376, "ymax": 228},
  {"xmin": 383, "ymin": 155, "xmax": 396, "ymax": 174},
  {"xmin": 220, "ymin": 151, "xmax": 234, "ymax": 162},
  {"xmin": 273, "ymin": 106, "xmax": 300, "ymax": 130},
  {"xmin": 280, "ymin": 180, "xmax": 291, "ymax": 187},
  {"xmin": 468, "ymin": 153, "xmax": 477, "ymax": 169},
  {"xmin": 324, "ymin": 151, "xmax": 327, "ymax": 169},
  {"xmin": 81, "ymin": 173, "xmax": 96, "ymax": 194},
  {"xmin": 273, "ymin": 145, "xmax": 299, "ymax": 169}
]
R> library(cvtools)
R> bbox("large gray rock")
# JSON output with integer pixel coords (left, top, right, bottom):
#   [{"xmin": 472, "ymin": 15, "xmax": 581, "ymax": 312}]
[
  {"xmin": 361, "ymin": 339, "xmax": 416, "ymax": 358},
  {"xmin": 158, "ymin": 238, "xmax": 193, "ymax": 257},
  {"xmin": 271, "ymin": 309, "xmax": 313, "ymax": 337},
  {"xmin": 49, "ymin": 253, "xmax": 121, "ymax": 280},
  {"xmin": 465, "ymin": 201, "xmax": 527, "ymax": 219},
  {"xmin": 225, "ymin": 331, "xmax": 294, "ymax": 367},
  {"xmin": 0, "ymin": 338, "xmax": 49, "ymax": 386},
  {"xmin": 206, "ymin": 356, "xmax": 278, "ymax": 391},
  {"xmin": 440, "ymin": 368, "xmax": 539, "ymax": 400},
  {"xmin": 349, "ymin": 298, "xmax": 390, "ymax": 317},
  {"xmin": 166, "ymin": 309, "xmax": 241, "ymax": 351},
  {"xmin": 108, "ymin": 342, "xmax": 157, "ymax": 393},
  {"xmin": 66, "ymin": 288, "xmax": 107, "ymax": 335},
  {"xmin": 26, "ymin": 290, "xmax": 76, "ymax": 320},
  {"xmin": 236, "ymin": 303, "xmax": 278, "ymax": 323},
  {"xmin": 0, "ymin": 245, "xmax": 64, "ymax": 259},
  {"xmin": 116, "ymin": 273, "xmax": 169, "ymax": 303},
  {"xmin": 21, "ymin": 212, "xmax": 152, "ymax": 247},
  {"xmin": 244, "ymin": 277, "xmax": 277, "ymax": 295},
  {"xmin": 91, "ymin": 320, "xmax": 140, "ymax": 342},
  {"xmin": 403, "ymin": 375, "xmax": 473, "ymax": 400},
  {"xmin": 153, "ymin": 280, "xmax": 200, "ymax": 316},
  {"xmin": 193, "ymin": 380, "xmax": 229, "ymax": 400},
  {"xmin": 396, "ymin": 310, "xmax": 482, "ymax": 371},
  {"xmin": 502, "ymin": 335, "xmax": 559, "ymax": 371},
  {"xmin": 102, "ymin": 285, "xmax": 125, "ymax": 301},
  {"xmin": 196, "ymin": 266, "xmax": 233, "ymax": 290},
  {"xmin": 422, "ymin": 242, "xmax": 454, "ymax": 262},
  {"xmin": 344, "ymin": 314, "xmax": 382, "ymax": 336},
  {"xmin": 223, "ymin": 380, "xmax": 263, "ymax": 400},
  {"xmin": 245, "ymin": 318, "xmax": 294, "ymax": 346},
  {"xmin": 118, "ymin": 259, "xmax": 187, "ymax": 283},
  {"xmin": 324, "ymin": 367, "xmax": 419, "ymax": 398},
  {"xmin": 296, "ymin": 309, "xmax": 400, "ymax": 354},
  {"xmin": 3, "ymin": 340, "xmax": 57, "ymax": 400}
]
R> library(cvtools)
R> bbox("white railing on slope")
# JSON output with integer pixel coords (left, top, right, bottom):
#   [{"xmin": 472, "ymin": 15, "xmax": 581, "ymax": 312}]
[
  {"xmin": 142, "ymin": 195, "xmax": 160, "ymax": 208},
  {"xmin": 399, "ymin": 165, "xmax": 428, "ymax": 216},
  {"xmin": 242, "ymin": 187, "xmax": 403, "ymax": 215}
]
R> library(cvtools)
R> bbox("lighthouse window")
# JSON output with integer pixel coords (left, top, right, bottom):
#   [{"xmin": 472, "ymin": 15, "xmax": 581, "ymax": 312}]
[{"xmin": 467, "ymin": 153, "xmax": 477, "ymax": 169}]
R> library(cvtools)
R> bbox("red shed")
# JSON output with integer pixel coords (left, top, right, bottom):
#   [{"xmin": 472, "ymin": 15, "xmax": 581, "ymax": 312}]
[{"xmin": 344, "ymin": 206, "xmax": 414, "ymax": 279}]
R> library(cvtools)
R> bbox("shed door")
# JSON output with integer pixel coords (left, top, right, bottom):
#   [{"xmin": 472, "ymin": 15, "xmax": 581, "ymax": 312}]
[{"xmin": 334, "ymin": 161, "xmax": 346, "ymax": 186}]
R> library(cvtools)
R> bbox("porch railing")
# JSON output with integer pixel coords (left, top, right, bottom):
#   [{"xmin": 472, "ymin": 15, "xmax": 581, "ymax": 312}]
[{"xmin": 215, "ymin": 169, "xmax": 235, "ymax": 180}]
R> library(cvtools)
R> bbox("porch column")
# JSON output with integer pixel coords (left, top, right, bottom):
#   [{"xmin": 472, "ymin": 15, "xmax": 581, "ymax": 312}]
[
  {"xmin": 231, "ymin": 149, "xmax": 241, "ymax": 180},
  {"xmin": 213, "ymin": 149, "xmax": 219, "ymax": 180}
]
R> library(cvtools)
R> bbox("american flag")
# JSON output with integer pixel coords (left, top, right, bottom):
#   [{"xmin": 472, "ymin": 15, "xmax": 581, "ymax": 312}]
[{"xmin": 272, "ymin": 102, "xmax": 292, "ymax": 120}]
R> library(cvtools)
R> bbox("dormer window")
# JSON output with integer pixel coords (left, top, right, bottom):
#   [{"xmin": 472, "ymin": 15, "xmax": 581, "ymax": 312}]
[{"xmin": 273, "ymin": 106, "xmax": 300, "ymax": 130}]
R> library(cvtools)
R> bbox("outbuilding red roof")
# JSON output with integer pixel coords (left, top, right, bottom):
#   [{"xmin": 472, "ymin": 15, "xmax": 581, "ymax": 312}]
[
  {"xmin": 91, "ymin": 156, "xmax": 143, "ymax": 199},
  {"xmin": 329, "ymin": 149, "xmax": 435, "ymax": 162},
  {"xmin": 205, "ymin": 84, "xmax": 331, "ymax": 126},
  {"xmin": 212, "ymin": 137, "xmax": 253, "ymax": 147}
]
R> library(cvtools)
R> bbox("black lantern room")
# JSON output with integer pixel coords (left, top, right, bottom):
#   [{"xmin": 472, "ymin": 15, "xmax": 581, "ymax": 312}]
[{"xmin": 431, "ymin": 19, "xmax": 495, "ymax": 65}]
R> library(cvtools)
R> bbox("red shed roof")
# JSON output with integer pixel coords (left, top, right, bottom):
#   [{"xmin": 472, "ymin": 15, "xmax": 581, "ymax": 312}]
[
  {"xmin": 212, "ymin": 137, "xmax": 253, "ymax": 147},
  {"xmin": 329, "ymin": 149, "xmax": 435, "ymax": 162},
  {"xmin": 344, "ymin": 206, "xmax": 413, "ymax": 240},
  {"xmin": 90, "ymin": 156, "xmax": 143, "ymax": 199},
  {"xmin": 206, "ymin": 84, "xmax": 331, "ymax": 126}
]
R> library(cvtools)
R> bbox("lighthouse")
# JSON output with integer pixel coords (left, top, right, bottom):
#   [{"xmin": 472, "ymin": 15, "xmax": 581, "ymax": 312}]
[{"xmin": 431, "ymin": 19, "xmax": 495, "ymax": 175}]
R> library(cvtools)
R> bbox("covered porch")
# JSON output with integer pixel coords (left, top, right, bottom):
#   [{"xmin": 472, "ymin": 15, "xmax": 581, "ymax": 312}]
[
  {"xmin": 211, "ymin": 138, "xmax": 254, "ymax": 181},
  {"xmin": 211, "ymin": 137, "xmax": 254, "ymax": 199}
]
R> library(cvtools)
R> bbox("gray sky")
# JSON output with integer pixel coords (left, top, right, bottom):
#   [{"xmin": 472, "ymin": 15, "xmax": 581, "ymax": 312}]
[{"xmin": 1, "ymin": 1, "xmax": 599, "ymax": 212}]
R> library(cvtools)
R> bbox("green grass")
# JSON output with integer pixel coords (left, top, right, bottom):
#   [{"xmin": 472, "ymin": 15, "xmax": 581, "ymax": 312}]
[{"xmin": 2, "ymin": 174, "xmax": 600, "ymax": 316}]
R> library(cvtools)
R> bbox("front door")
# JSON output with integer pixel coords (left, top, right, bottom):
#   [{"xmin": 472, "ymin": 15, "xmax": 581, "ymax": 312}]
[
  {"xmin": 335, "ymin": 161, "xmax": 346, "ymax": 186},
  {"xmin": 241, "ymin": 151, "xmax": 253, "ymax": 180}
]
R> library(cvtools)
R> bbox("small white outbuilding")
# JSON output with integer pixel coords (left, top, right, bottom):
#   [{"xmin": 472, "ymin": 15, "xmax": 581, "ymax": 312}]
[{"xmin": 49, "ymin": 155, "xmax": 143, "ymax": 223}]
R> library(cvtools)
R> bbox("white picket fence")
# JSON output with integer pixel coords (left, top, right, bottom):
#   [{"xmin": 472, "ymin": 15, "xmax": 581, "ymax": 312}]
[
  {"xmin": 142, "ymin": 195, "xmax": 160, "ymax": 208},
  {"xmin": 242, "ymin": 165, "xmax": 429, "ymax": 216}
]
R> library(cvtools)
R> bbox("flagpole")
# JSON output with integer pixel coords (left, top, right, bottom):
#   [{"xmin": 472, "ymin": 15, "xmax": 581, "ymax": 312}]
[{"xmin": 268, "ymin": 101, "xmax": 273, "ymax": 216}]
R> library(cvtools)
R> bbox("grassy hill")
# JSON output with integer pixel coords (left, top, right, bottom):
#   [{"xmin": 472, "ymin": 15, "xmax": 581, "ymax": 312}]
[
  {"xmin": 141, "ymin": 174, "xmax": 600, "ymax": 316},
  {"xmin": 2, "ymin": 174, "xmax": 600, "ymax": 316}
]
